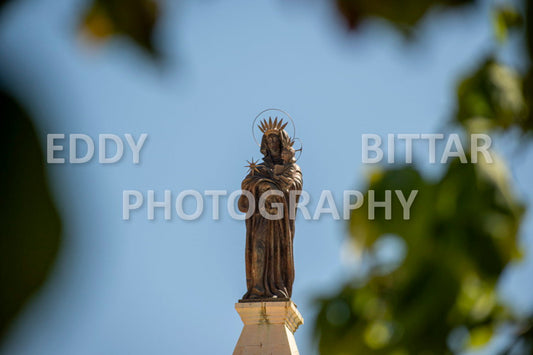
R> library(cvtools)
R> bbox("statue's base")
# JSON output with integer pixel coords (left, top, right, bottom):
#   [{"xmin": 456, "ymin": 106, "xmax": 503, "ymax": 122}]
[{"xmin": 233, "ymin": 299, "xmax": 303, "ymax": 355}]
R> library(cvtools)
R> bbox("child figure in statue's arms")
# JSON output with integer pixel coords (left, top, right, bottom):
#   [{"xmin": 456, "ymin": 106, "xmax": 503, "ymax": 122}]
[{"xmin": 273, "ymin": 145, "xmax": 297, "ymax": 192}]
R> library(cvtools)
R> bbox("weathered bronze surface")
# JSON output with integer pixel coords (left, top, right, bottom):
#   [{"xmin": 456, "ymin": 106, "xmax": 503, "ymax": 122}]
[{"xmin": 238, "ymin": 117, "xmax": 302, "ymax": 300}]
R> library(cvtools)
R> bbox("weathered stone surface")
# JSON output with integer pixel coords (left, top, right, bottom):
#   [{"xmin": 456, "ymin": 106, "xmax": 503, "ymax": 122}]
[{"xmin": 233, "ymin": 300, "xmax": 303, "ymax": 355}]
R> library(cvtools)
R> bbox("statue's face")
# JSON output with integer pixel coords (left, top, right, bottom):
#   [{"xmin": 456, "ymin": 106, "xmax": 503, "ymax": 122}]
[{"xmin": 266, "ymin": 134, "xmax": 281, "ymax": 157}]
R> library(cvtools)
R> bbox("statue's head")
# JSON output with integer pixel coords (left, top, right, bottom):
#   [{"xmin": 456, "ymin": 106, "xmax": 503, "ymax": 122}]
[
  {"xmin": 281, "ymin": 146, "xmax": 295, "ymax": 164},
  {"xmin": 259, "ymin": 117, "xmax": 292, "ymax": 161},
  {"xmin": 266, "ymin": 134, "xmax": 281, "ymax": 157}
]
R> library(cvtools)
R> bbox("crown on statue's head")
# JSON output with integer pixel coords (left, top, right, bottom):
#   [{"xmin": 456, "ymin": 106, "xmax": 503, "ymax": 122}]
[{"xmin": 258, "ymin": 117, "xmax": 288, "ymax": 136}]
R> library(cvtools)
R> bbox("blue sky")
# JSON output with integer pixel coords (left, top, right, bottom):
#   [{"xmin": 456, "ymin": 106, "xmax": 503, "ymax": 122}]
[{"xmin": 1, "ymin": 0, "xmax": 532, "ymax": 354}]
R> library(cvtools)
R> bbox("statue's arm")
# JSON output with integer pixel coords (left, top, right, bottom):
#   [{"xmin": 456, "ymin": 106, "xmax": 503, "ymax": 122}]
[
  {"xmin": 238, "ymin": 176, "xmax": 255, "ymax": 213},
  {"xmin": 291, "ymin": 165, "xmax": 303, "ymax": 191}
]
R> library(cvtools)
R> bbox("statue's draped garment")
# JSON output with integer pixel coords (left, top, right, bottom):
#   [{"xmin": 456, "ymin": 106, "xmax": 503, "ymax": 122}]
[{"xmin": 241, "ymin": 161, "xmax": 302, "ymax": 299}]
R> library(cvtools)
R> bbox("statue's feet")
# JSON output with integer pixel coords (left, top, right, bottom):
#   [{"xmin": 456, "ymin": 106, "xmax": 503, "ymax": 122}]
[
  {"xmin": 243, "ymin": 286, "xmax": 266, "ymax": 299},
  {"xmin": 274, "ymin": 288, "xmax": 289, "ymax": 299}
]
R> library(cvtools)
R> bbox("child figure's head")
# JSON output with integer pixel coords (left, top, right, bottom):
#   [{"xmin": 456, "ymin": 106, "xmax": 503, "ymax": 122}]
[{"xmin": 281, "ymin": 146, "xmax": 295, "ymax": 164}]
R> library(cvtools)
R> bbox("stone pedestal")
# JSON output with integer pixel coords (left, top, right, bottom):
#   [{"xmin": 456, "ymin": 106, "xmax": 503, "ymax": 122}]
[{"xmin": 233, "ymin": 300, "xmax": 303, "ymax": 355}]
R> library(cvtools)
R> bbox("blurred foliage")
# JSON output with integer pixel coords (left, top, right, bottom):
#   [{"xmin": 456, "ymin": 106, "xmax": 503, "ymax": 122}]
[
  {"xmin": 315, "ymin": 0, "xmax": 533, "ymax": 354},
  {"xmin": 335, "ymin": 0, "xmax": 474, "ymax": 33},
  {"xmin": 456, "ymin": 58, "xmax": 526, "ymax": 131},
  {"xmin": 523, "ymin": 0, "xmax": 533, "ymax": 134},
  {"xmin": 493, "ymin": 5, "xmax": 523, "ymax": 43},
  {"xmin": 316, "ymin": 160, "xmax": 524, "ymax": 354},
  {"xmin": 81, "ymin": 0, "xmax": 160, "ymax": 57},
  {"xmin": 0, "ymin": 89, "xmax": 61, "ymax": 340}
]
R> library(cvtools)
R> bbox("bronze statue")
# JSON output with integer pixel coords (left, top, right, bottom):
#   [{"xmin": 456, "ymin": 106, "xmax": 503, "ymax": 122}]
[{"xmin": 238, "ymin": 117, "xmax": 302, "ymax": 300}]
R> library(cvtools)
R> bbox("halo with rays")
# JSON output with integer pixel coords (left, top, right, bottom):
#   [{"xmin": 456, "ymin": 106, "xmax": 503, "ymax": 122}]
[
  {"xmin": 251, "ymin": 108, "xmax": 296, "ymax": 147},
  {"xmin": 258, "ymin": 117, "xmax": 288, "ymax": 136}
]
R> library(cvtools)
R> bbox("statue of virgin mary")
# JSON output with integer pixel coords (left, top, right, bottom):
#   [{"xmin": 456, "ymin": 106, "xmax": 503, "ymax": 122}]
[{"xmin": 238, "ymin": 118, "xmax": 303, "ymax": 300}]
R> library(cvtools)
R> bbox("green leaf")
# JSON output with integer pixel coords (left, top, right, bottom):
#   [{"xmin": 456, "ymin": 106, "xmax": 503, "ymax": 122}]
[
  {"xmin": 335, "ymin": 0, "xmax": 474, "ymax": 33},
  {"xmin": 493, "ymin": 5, "xmax": 523, "ymax": 43},
  {"xmin": 0, "ymin": 90, "xmax": 62, "ymax": 340},
  {"xmin": 455, "ymin": 59, "xmax": 526, "ymax": 131},
  {"xmin": 80, "ymin": 0, "xmax": 160, "ymax": 58}
]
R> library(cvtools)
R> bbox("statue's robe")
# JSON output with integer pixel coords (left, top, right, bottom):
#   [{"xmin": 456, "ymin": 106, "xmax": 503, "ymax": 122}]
[{"xmin": 240, "ymin": 162, "xmax": 302, "ymax": 299}]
